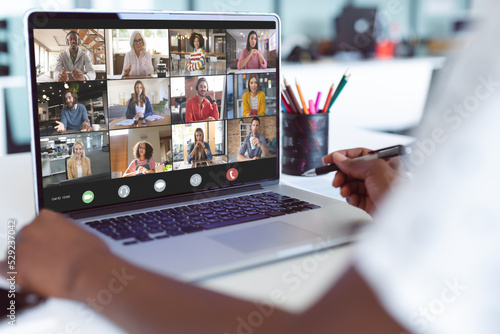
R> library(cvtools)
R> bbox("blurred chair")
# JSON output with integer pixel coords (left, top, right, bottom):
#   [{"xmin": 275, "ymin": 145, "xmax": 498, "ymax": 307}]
[
  {"xmin": 171, "ymin": 54, "xmax": 180, "ymax": 73},
  {"xmin": 180, "ymin": 101, "xmax": 187, "ymax": 123},
  {"xmin": 182, "ymin": 54, "xmax": 190, "ymax": 74}
]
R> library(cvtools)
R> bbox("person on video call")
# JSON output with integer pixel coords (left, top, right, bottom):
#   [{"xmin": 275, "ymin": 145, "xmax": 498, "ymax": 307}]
[
  {"xmin": 125, "ymin": 80, "xmax": 154, "ymax": 120},
  {"xmin": 237, "ymin": 30, "xmax": 267, "ymax": 70},
  {"xmin": 186, "ymin": 32, "xmax": 206, "ymax": 75},
  {"xmin": 187, "ymin": 127, "xmax": 213, "ymax": 164},
  {"xmin": 123, "ymin": 141, "xmax": 156, "ymax": 177},
  {"xmin": 54, "ymin": 90, "xmax": 91, "ymax": 132},
  {"xmin": 185, "ymin": 77, "xmax": 219, "ymax": 123},
  {"xmin": 122, "ymin": 30, "xmax": 154, "ymax": 77},
  {"xmin": 54, "ymin": 30, "xmax": 96, "ymax": 82},
  {"xmin": 242, "ymin": 74, "xmax": 266, "ymax": 117},
  {"xmin": 66, "ymin": 140, "xmax": 92, "ymax": 179},
  {"xmin": 237, "ymin": 116, "xmax": 269, "ymax": 161},
  {"xmin": 11, "ymin": 2, "xmax": 500, "ymax": 333}
]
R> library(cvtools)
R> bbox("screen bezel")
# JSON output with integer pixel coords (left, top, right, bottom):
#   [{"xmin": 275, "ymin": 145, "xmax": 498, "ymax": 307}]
[{"xmin": 26, "ymin": 10, "xmax": 281, "ymax": 215}]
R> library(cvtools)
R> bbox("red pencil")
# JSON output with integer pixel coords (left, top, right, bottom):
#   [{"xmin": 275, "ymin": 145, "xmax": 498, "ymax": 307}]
[
  {"xmin": 321, "ymin": 83, "xmax": 334, "ymax": 113},
  {"xmin": 281, "ymin": 92, "xmax": 292, "ymax": 113},
  {"xmin": 284, "ymin": 78, "xmax": 303, "ymax": 114},
  {"xmin": 282, "ymin": 88, "xmax": 297, "ymax": 113}
]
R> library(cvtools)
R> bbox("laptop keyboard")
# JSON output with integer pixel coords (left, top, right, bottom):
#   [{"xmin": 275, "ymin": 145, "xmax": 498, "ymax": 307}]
[{"xmin": 85, "ymin": 191, "xmax": 321, "ymax": 246}]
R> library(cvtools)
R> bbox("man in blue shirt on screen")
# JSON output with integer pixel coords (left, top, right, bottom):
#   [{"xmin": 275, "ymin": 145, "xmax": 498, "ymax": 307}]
[
  {"xmin": 237, "ymin": 117, "xmax": 269, "ymax": 161},
  {"xmin": 54, "ymin": 90, "xmax": 91, "ymax": 132}
]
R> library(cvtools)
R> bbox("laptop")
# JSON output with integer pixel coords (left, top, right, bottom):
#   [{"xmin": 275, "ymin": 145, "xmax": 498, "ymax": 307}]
[{"xmin": 25, "ymin": 10, "xmax": 370, "ymax": 282}]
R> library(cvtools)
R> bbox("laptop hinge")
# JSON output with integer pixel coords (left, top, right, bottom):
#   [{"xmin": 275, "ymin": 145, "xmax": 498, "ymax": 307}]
[{"xmin": 68, "ymin": 184, "xmax": 263, "ymax": 220}]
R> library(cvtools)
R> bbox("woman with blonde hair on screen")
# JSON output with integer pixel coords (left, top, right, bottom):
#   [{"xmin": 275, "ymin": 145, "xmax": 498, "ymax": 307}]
[
  {"xmin": 187, "ymin": 128, "xmax": 212, "ymax": 164},
  {"xmin": 66, "ymin": 140, "xmax": 92, "ymax": 179}
]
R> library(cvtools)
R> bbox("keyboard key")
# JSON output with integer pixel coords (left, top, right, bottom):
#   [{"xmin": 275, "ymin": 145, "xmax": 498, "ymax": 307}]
[
  {"xmin": 201, "ymin": 214, "xmax": 268, "ymax": 229},
  {"xmin": 136, "ymin": 235, "xmax": 154, "ymax": 242},
  {"xmin": 267, "ymin": 210, "xmax": 286, "ymax": 217},
  {"xmin": 181, "ymin": 226, "xmax": 204, "ymax": 234},
  {"xmin": 167, "ymin": 230, "xmax": 186, "ymax": 236}
]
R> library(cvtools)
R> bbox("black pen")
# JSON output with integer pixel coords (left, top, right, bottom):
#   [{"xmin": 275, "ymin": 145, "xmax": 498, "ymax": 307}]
[{"xmin": 302, "ymin": 145, "xmax": 409, "ymax": 177}]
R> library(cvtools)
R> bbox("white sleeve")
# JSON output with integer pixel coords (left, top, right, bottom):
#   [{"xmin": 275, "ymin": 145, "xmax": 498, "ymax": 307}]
[
  {"xmin": 53, "ymin": 52, "xmax": 65, "ymax": 80},
  {"xmin": 355, "ymin": 2, "xmax": 500, "ymax": 332},
  {"xmin": 83, "ymin": 53, "xmax": 96, "ymax": 80},
  {"xmin": 355, "ymin": 66, "xmax": 500, "ymax": 334},
  {"xmin": 141, "ymin": 51, "xmax": 154, "ymax": 75}
]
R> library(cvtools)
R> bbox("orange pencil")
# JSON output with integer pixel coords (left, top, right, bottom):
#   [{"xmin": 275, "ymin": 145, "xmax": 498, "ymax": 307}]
[
  {"xmin": 321, "ymin": 83, "xmax": 334, "ymax": 113},
  {"xmin": 284, "ymin": 78, "xmax": 303, "ymax": 114},
  {"xmin": 295, "ymin": 79, "xmax": 309, "ymax": 114}
]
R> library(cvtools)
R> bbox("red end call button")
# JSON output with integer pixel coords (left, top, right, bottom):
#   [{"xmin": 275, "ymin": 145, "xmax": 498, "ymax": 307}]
[{"xmin": 226, "ymin": 168, "xmax": 239, "ymax": 181}]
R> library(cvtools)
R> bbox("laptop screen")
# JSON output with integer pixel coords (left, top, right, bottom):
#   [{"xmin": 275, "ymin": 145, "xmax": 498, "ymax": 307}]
[{"xmin": 26, "ymin": 11, "xmax": 280, "ymax": 213}]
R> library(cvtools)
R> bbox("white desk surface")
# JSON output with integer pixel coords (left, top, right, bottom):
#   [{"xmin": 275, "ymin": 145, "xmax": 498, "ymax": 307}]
[{"xmin": 0, "ymin": 125, "xmax": 413, "ymax": 333}]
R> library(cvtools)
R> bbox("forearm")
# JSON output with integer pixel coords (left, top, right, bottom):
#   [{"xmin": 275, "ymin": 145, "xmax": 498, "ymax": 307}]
[
  {"xmin": 261, "ymin": 145, "xmax": 270, "ymax": 157},
  {"xmin": 126, "ymin": 103, "xmax": 135, "ymax": 118},
  {"xmin": 238, "ymin": 54, "xmax": 251, "ymax": 70},
  {"xmin": 187, "ymin": 147, "xmax": 195, "ymax": 162},
  {"xmin": 237, "ymin": 153, "xmax": 250, "ymax": 161},
  {"xmin": 85, "ymin": 58, "xmax": 96, "ymax": 80},
  {"xmin": 142, "ymin": 56, "xmax": 154, "ymax": 74},
  {"xmin": 258, "ymin": 52, "xmax": 267, "ymax": 68},
  {"xmin": 295, "ymin": 266, "xmax": 406, "ymax": 333},
  {"xmin": 210, "ymin": 103, "xmax": 219, "ymax": 120},
  {"xmin": 72, "ymin": 253, "xmax": 294, "ymax": 334}
]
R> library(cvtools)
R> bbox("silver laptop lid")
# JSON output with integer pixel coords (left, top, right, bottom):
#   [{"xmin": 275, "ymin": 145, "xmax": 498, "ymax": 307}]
[{"xmin": 25, "ymin": 11, "xmax": 280, "ymax": 215}]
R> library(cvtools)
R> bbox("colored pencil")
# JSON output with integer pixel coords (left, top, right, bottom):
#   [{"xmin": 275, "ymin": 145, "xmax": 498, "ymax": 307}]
[
  {"xmin": 314, "ymin": 92, "xmax": 322, "ymax": 112},
  {"xmin": 327, "ymin": 69, "xmax": 350, "ymax": 112},
  {"xmin": 281, "ymin": 100, "xmax": 287, "ymax": 113},
  {"xmin": 281, "ymin": 92, "xmax": 292, "ymax": 113},
  {"xmin": 321, "ymin": 83, "xmax": 334, "ymax": 113},
  {"xmin": 295, "ymin": 79, "xmax": 309, "ymax": 114},
  {"xmin": 308, "ymin": 99, "xmax": 315, "ymax": 114},
  {"xmin": 282, "ymin": 88, "xmax": 297, "ymax": 114},
  {"xmin": 284, "ymin": 78, "xmax": 303, "ymax": 114}
]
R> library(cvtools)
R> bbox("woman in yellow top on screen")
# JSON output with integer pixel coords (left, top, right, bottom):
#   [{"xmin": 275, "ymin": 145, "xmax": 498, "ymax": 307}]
[
  {"xmin": 67, "ymin": 140, "xmax": 92, "ymax": 179},
  {"xmin": 242, "ymin": 74, "xmax": 266, "ymax": 117},
  {"xmin": 237, "ymin": 31, "xmax": 267, "ymax": 70},
  {"xmin": 186, "ymin": 33, "xmax": 206, "ymax": 75}
]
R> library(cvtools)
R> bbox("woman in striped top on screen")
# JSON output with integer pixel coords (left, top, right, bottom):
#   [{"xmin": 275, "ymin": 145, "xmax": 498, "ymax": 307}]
[
  {"xmin": 187, "ymin": 33, "xmax": 206, "ymax": 75},
  {"xmin": 242, "ymin": 74, "xmax": 266, "ymax": 117}
]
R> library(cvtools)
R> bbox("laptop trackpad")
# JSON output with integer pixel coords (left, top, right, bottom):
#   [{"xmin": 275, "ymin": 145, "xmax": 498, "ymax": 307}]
[{"xmin": 209, "ymin": 222, "xmax": 320, "ymax": 253}]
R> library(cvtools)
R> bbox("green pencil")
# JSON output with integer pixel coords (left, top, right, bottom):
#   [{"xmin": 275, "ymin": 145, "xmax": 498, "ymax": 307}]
[{"xmin": 327, "ymin": 69, "xmax": 350, "ymax": 113}]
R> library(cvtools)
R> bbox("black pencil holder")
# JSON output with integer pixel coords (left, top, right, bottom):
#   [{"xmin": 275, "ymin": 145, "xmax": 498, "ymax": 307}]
[{"xmin": 282, "ymin": 112, "xmax": 329, "ymax": 176}]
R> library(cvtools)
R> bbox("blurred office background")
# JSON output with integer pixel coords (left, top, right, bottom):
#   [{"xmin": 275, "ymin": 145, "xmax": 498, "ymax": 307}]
[{"xmin": 0, "ymin": 0, "xmax": 489, "ymax": 154}]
